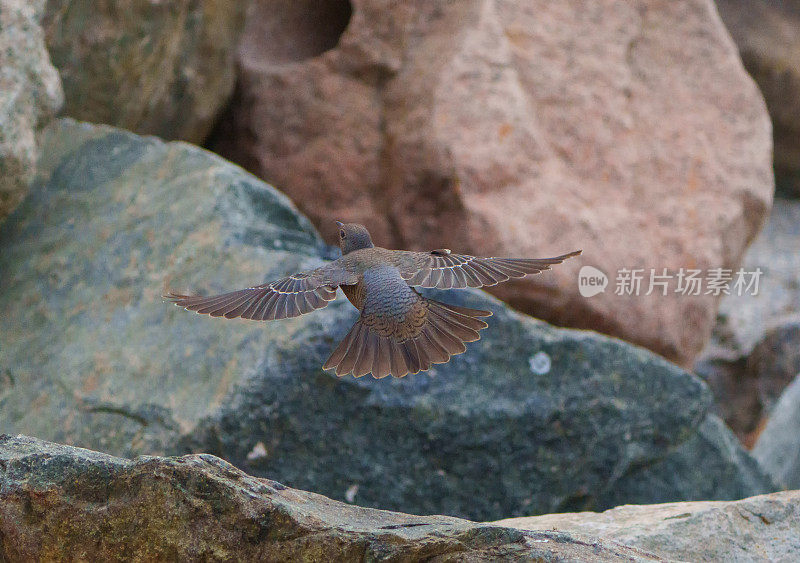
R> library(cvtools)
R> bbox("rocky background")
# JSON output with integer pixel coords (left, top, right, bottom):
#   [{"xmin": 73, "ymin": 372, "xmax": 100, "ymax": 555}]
[{"xmin": 1, "ymin": 0, "xmax": 799, "ymax": 560}]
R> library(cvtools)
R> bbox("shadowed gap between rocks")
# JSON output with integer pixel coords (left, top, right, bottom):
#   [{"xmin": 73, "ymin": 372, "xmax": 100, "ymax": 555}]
[{"xmin": 241, "ymin": 0, "xmax": 353, "ymax": 66}]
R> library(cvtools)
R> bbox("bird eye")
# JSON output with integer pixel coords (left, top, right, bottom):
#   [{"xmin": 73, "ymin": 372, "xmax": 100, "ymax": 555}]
[{"xmin": 339, "ymin": 229, "xmax": 346, "ymax": 238}]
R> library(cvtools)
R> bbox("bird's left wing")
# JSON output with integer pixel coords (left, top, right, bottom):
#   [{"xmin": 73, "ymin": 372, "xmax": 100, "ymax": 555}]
[
  {"xmin": 391, "ymin": 249, "xmax": 582, "ymax": 289},
  {"xmin": 165, "ymin": 262, "xmax": 357, "ymax": 320}
]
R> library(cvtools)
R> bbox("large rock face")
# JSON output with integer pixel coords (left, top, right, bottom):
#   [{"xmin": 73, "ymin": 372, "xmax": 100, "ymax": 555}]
[
  {"xmin": 0, "ymin": 118, "xmax": 326, "ymax": 458},
  {"xmin": 716, "ymin": 0, "xmax": 800, "ymax": 196},
  {"xmin": 0, "ymin": 119, "xmax": 772, "ymax": 521},
  {"xmin": 41, "ymin": 0, "xmax": 247, "ymax": 143},
  {"xmin": 0, "ymin": 0, "xmax": 63, "ymax": 221},
  {"xmin": 500, "ymin": 489, "xmax": 800, "ymax": 562},
  {"xmin": 0, "ymin": 435, "xmax": 664, "ymax": 562},
  {"xmin": 215, "ymin": 0, "xmax": 774, "ymax": 367}
]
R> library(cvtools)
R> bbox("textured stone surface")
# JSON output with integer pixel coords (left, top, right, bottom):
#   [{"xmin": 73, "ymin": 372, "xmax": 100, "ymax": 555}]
[
  {"xmin": 499, "ymin": 489, "xmax": 800, "ymax": 562},
  {"xmin": 716, "ymin": 0, "xmax": 800, "ymax": 196},
  {"xmin": 0, "ymin": 435, "xmax": 665, "ymax": 562},
  {"xmin": 595, "ymin": 414, "xmax": 776, "ymax": 509},
  {"xmin": 0, "ymin": 118, "xmax": 327, "ymax": 458},
  {"xmin": 41, "ymin": 0, "xmax": 247, "ymax": 143},
  {"xmin": 1, "ymin": 119, "xmax": 767, "ymax": 521},
  {"xmin": 0, "ymin": 0, "xmax": 63, "ymax": 221},
  {"xmin": 753, "ymin": 376, "xmax": 800, "ymax": 489},
  {"xmin": 216, "ymin": 0, "xmax": 773, "ymax": 367}
]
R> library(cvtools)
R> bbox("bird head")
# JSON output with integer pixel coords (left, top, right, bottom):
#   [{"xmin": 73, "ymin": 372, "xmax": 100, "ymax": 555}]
[{"xmin": 336, "ymin": 221, "xmax": 374, "ymax": 254}]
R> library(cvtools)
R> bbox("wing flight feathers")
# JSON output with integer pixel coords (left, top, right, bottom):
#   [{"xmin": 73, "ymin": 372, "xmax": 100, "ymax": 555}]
[
  {"xmin": 165, "ymin": 262, "xmax": 355, "ymax": 321},
  {"xmin": 394, "ymin": 249, "xmax": 581, "ymax": 289}
]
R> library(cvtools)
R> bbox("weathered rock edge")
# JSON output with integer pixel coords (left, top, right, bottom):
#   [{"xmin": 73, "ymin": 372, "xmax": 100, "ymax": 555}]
[
  {"xmin": 500, "ymin": 488, "xmax": 800, "ymax": 562},
  {"xmin": 0, "ymin": 435, "xmax": 663, "ymax": 562},
  {"xmin": 0, "ymin": 0, "xmax": 63, "ymax": 221}
]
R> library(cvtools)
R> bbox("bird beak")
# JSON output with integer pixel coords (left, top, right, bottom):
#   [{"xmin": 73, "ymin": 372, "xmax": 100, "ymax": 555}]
[{"xmin": 335, "ymin": 221, "xmax": 344, "ymax": 227}]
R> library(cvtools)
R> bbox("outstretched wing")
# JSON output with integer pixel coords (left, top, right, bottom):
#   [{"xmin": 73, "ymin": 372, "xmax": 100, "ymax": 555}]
[
  {"xmin": 391, "ymin": 249, "xmax": 582, "ymax": 289},
  {"xmin": 165, "ymin": 262, "xmax": 357, "ymax": 321}
]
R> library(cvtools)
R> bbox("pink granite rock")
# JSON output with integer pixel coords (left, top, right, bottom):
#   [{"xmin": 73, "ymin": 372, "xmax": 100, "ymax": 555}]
[{"xmin": 216, "ymin": 0, "xmax": 773, "ymax": 366}]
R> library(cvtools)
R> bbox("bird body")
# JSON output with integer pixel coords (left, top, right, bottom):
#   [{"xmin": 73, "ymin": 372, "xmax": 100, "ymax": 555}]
[{"xmin": 167, "ymin": 222, "xmax": 581, "ymax": 378}]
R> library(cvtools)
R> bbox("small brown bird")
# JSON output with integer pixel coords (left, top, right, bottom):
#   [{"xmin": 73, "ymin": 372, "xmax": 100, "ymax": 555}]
[{"xmin": 166, "ymin": 222, "xmax": 581, "ymax": 379}]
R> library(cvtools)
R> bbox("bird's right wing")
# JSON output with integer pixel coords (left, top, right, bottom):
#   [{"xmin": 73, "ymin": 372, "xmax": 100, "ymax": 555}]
[
  {"xmin": 390, "ymin": 249, "xmax": 582, "ymax": 289},
  {"xmin": 165, "ymin": 262, "xmax": 358, "ymax": 321}
]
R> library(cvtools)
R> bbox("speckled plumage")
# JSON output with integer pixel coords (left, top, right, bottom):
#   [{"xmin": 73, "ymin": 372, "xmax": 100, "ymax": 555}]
[{"xmin": 166, "ymin": 222, "xmax": 581, "ymax": 378}]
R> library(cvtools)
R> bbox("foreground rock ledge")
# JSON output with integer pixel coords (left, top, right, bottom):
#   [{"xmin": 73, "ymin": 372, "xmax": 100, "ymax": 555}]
[
  {"xmin": 0, "ymin": 436, "xmax": 661, "ymax": 562},
  {"xmin": 499, "ymin": 489, "xmax": 800, "ymax": 561}
]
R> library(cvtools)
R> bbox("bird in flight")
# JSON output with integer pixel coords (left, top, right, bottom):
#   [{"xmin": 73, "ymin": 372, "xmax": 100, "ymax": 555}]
[{"xmin": 166, "ymin": 222, "xmax": 580, "ymax": 379}]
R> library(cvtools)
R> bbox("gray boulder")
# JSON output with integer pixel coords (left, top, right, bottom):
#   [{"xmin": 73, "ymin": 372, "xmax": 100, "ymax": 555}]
[
  {"xmin": 753, "ymin": 376, "xmax": 800, "ymax": 489},
  {"xmin": 0, "ymin": 435, "xmax": 663, "ymax": 562},
  {"xmin": 0, "ymin": 0, "xmax": 63, "ymax": 221},
  {"xmin": 596, "ymin": 414, "xmax": 776, "ymax": 508},
  {"xmin": 1, "ymin": 118, "xmax": 326, "ymax": 459},
  {"xmin": 0, "ymin": 119, "xmax": 768, "ymax": 520}
]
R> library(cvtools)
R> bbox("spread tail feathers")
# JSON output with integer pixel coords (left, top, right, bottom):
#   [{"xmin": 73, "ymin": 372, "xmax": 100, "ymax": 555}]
[{"xmin": 323, "ymin": 299, "xmax": 491, "ymax": 378}]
